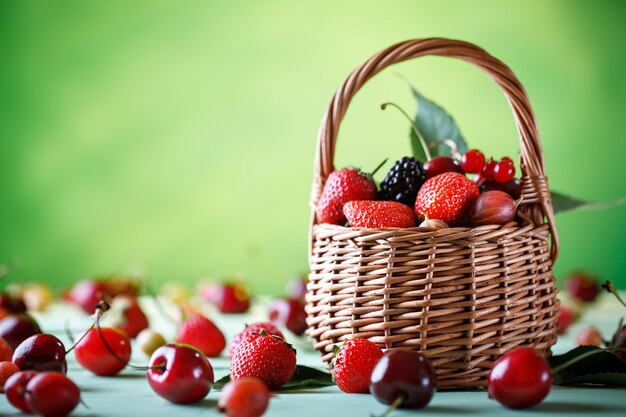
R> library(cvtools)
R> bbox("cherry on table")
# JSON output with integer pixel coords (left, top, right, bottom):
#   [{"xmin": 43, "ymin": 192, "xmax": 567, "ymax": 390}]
[
  {"xmin": 74, "ymin": 327, "xmax": 131, "ymax": 376},
  {"xmin": 565, "ymin": 272, "xmax": 600, "ymax": 302},
  {"xmin": 212, "ymin": 284, "xmax": 251, "ymax": 314},
  {"xmin": 0, "ymin": 293, "xmax": 27, "ymax": 314},
  {"xmin": 0, "ymin": 336, "xmax": 13, "ymax": 361},
  {"xmin": 487, "ymin": 347, "xmax": 551, "ymax": 409},
  {"xmin": 0, "ymin": 361, "xmax": 20, "ymax": 393},
  {"xmin": 370, "ymin": 350, "xmax": 436, "ymax": 409},
  {"xmin": 67, "ymin": 279, "xmax": 109, "ymax": 314},
  {"xmin": 575, "ymin": 327, "xmax": 603, "ymax": 347},
  {"xmin": 218, "ymin": 377, "xmax": 270, "ymax": 417},
  {"xmin": 147, "ymin": 343, "xmax": 214, "ymax": 404},
  {"xmin": 0, "ymin": 314, "xmax": 42, "ymax": 349},
  {"xmin": 12, "ymin": 333, "xmax": 67, "ymax": 373},
  {"xmin": 5, "ymin": 370, "xmax": 39, "ymax": 413},
  {"xmin": 268, "ymin": 298, "xmax": 308, "ymax": 336},
  {"xmin": 24, "ymin": 371, "xmax": 81, "ymax": 417}
]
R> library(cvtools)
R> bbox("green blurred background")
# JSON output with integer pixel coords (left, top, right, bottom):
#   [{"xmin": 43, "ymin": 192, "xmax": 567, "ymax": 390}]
[{"xmin": 1, "ymin": 0, "xmax": 625, "ymax": 295}]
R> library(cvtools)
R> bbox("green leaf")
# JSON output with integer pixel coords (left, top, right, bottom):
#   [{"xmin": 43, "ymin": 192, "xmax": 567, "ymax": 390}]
[
  {"xmin": 552, "ymin": 191, "xmax": 626, "ymax": 214},
  {"xmin": 411, "ymin": 87, "xmax": 468, "ymax": 161},
  {"xmin": 549, "ymin": 346, "xmax": 626, "ymax": 386},
  {"xmin": 213, "ymin": 365, "xmax": 334, "ymax": 391}
]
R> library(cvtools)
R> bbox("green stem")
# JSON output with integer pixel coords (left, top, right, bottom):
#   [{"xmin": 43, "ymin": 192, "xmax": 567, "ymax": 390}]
[
  {"xmin": 602, "ymin": 280, "xmax": 626, "ymax": 309},
  {"xmin": 380, "ymin": 102, "xmax": 431, "ymax": 161},
  {"xmin": 371, "ymin": 158, "xmax": 389, "ymax": 176}
]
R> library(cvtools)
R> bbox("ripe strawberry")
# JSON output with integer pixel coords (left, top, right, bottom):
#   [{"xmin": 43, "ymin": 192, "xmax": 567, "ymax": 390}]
[
  {"xmin": 176, "ymin": 314, "xmax": 226, "ymax": 357},
  {"xmin": 344, "ymin": 200, "xmax": 416, "ymax": 228},
  {"xmin": 230, "ymin": 331, "xmax": 296, "ymax": 389},
  {"xmin": 229, "ymin": 322, "xmax": 284, "ymax": 358},
  {"xmin": 414, "ymin": 171, "xmax": 479, "ymax": 226},
  {"xmin": 332, "ymin": 338, "xmax": 383, "ymax": 393},
  {"xmin": 316, "ymin": 168, "xmax": 377, "ymax": 225},
  {"xmin": 101, "ymin": 295, "xmax": 149, "ymax": 338}
]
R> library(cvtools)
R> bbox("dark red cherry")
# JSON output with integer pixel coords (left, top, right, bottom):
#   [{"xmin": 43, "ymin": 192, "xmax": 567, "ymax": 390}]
[
  {"xmin": 269, "ymin": 298, "xmax": 308, "ymax": 336},
  {"xmin": 25, "ymin": 372, "xmax": 81, "ymax": 417},
  {"xmin": 565, "ymin": 272, "xmax": 600, "ymax": 303},
  {"xmin": 488, "ymin": 347, "xmax": 551, "ymax": 409},
  {"xmin": 147, "ymin": 343, "xmax": 214, "ymax": 404},
  {"xmin": 213, "ymin": 284, "xmax": 250, "ymax": 314},
  {"xmin": 0, "ymin": 294, "xmax": 27, "ymax": 314},
  {"xmin": 370, "ymin": 350, "xmax": 436, "ymax": 409},
  {"xmin": 12, "ymin": 334, "xmax": 67, "ymax": 373},
  {"xmin": 424, "ymin": 156, "xmax": 463, "ymax": 179},
  {"xmin": 0, "ymin": 314, "xmax": 42, "ymax": 349}
]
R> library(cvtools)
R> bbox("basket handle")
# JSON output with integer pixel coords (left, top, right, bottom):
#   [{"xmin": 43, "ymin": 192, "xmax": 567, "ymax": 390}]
[{"xmin": 310, "ymin": 38, "xmax": 559, "ymax": 261}]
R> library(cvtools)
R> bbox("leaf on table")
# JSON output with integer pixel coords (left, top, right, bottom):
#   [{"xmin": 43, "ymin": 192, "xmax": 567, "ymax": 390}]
[
  {"xmin": 549, "ymin": 346, "xmax": 626, "ymax": 386},
  {"xmin": 551, "ymin": 191, "xmax": 626, "ymax": 214},
  {"xmin": 410, "ymin": 87, "xmax": 468, "ymax": 161},
  {"xmin": 213, "ymin": 365, "xmax": 334, "ymax": 391}
]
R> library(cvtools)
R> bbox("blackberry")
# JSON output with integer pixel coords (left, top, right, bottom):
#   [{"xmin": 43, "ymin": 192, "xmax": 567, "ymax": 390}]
[{"xmin": 379, "ymin": 157, "xmax": 426, "ymax": 207}]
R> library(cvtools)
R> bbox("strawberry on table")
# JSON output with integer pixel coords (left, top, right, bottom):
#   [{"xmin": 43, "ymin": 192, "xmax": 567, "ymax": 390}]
[
  {"xmin": 343, "ymin": 201, "xmax": 416, "ymax": 228},
  {"xmin": 316, "ymin": 168, "xmax": 377, "ymax": 225},
  {"xmin": 229, "ymin": 322, "xmax": 284, "ymax": 358},
  {"xmin": 230, "ymin": 331, "xmax": 296, "ymax": 390},
  {"xmin": 332, "ymin": 338, "xmax": 383, "ymax": 393},
  {"xmin": 176, "ymin": 313, "xmax": 226, "ymax": 357}
]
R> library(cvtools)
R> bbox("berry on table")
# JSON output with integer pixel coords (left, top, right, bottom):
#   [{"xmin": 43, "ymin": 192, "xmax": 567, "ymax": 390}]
[
  {"xmin": 316, "ymin": 167, "xmax": 378, "ymax": 225},
  {"xmin": 74, "ymin": 327, "xmax": 131, "ymax": 376},
  {"xmin": 24, "ymin": 371, "xmax": 81, "ymax": 417},
  {"xmin": 268, "ymin": 299, "xmax": 308, "ymax": 336},
  {"xmin": 212, "ymin": 284, "xmax": 251, "ymax": 314},
  {"xmin": 565, "ymin": 272, "xmax": 600, "ymax": 303},
  {"xmin": 575, "ymin": 327, "xmax": 603, "ymax": 347},
  {"xmin": 101, "ymin": 295, "xmax": 149, "ymax": 338},
  {"xmin": 136, "ymin": 328, "xmax": 166, "ymax": 357},
  {"xmin": 0, "ymin": 314, "xmax": 42, "ymax": 350},
  {"xmin": 0, "ymin": 361, "xmax": 20, "ymax": 393},
  {"xmin": 12, "ymin": 333, "xmax": 67, "ymax": 373},
  {"xmin": 0, "ymin": 336, "xmax": 13, "ymax": 361},
  {"xmin": 230, "ymin": 331, "xmax": 296, "ymax": 390},
  {"xmin": 4, "ymin": 370, "xmax": 38, "ymax": 413},
  {"xmin": 370, "ymin": 350, "xmax": 436, "ymax": 409},
  {"xmin": 414, "ymin": 172, "xmax": 479, "ymax": 226},
  {"xmin": 332, "ymin": 338, "xmax": 383, "ymax": 393},
  {"xmin": 487, "ymin": 347, "xmax": 551, "ymax": 409},
  {"xmin": 343, "ymin": 200, "xmax": 416, "ymax": 228},
  {"xmin": 176, "ymin": 313, "xmax": 226, "ymax": 357},
  {"xmin": 229, "ymin": 322, "xmax": 284, "ymax": 358},
  {"xmin": 378, "ymin": 157, "xmax": 426, "ymax": 207},
  {"xmin": 556, "ymin": 303, "xmax": 576, "ymax": 335},
  {"xmin": 147, "ymin": 343, "xmax": 214, "ymax": 404},
  {"xmin": 461, "ymin": 149, "xmax": 485, "ymax": 174},
  {"xmin": 218, "ymin": 377, "xmax": 271, "ymax": 417}
]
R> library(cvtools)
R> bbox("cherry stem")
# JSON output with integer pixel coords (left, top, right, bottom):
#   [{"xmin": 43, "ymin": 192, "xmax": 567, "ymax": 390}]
[
  {"xmin": 64, "ymin": 320, "xmax": 95, "ymax": 354},
  {"xmin": 372, "ymin": 395, "xmax": 405, "ymax": 417},
  {"xmin": 380, "ymin": 102, "xmax": 432, "ymax": 161},
  {"xmin": 80, "ymin": 398, "xmax": 91, "ymax": 410},
  {"xmin": 602, "ymin": 280, "xmax": 626, "ymax": 309},
  {"xmin": 427, "ymin": 138, "xmax": 461, "ymax": 160},
  {"xmin": 371, "ymin": 158, "xmax": 389, "ymax": 177}
]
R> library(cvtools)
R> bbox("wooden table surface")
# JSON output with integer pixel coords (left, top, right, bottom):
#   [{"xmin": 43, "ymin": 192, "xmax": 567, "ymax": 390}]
[{"xmin": 1, "ymin": 294, "xmax": 625, "ymax": 417}]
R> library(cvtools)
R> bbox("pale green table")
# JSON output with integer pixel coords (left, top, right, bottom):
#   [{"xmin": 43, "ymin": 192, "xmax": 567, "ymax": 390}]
[{"xmin": 1, "ymin": 294, "xmax": 625, "ymax": 417}]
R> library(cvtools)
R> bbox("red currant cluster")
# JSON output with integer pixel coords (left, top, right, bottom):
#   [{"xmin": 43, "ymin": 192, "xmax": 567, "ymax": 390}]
[{"xmin": 461, "ymin": 149, "xmax": 516, "ymax": 184}]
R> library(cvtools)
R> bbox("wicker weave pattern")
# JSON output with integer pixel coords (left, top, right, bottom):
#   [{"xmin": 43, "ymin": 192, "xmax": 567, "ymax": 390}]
[{"xmin": 306, "ymin": 38, "xmax": 559, "ymax": 389}]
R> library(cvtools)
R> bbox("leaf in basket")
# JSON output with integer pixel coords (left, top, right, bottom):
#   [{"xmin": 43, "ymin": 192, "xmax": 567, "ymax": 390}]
[
  {"xmin": 551, "ymin": 191, "xmax": 626, "ymax": 214},
  {"xmin": 213, "ymin": 365, "xmax": 334, "ymax": 391},
  {"xmin": 410, "ymin": 87, "xmax": 468, "ymax": 161},
  {"xmin": 549, "ymin": 346, "xmax": 626, "ymax": 387}
]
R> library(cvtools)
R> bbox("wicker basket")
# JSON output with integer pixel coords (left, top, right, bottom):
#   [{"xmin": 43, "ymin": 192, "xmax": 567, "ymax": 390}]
[{"xmin": 305, "ymin": 38, "xmax": 559, "ymax": 389}]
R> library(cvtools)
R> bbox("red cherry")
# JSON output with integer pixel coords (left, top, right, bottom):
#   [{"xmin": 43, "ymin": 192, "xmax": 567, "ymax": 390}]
[
  {"xmin": 424, "ymin": 156, "xmax": 463, "ymax": 179},
  {"xmin": 556, "ymin": 304, "xmax": 576, "ymax": 335},
  {"xmin": 370, "ymin": 350, "xmax": 436, "ymax": 409},
  {"xmin": 493, "ymin": 159, "xmax": 516, "ymax": 183},
  {"xmin": 218, "ymin": 377, "xmax": 270, "ymax": 417},
  {"xmin": 214, "ymin": 284, "xmax": 251, "ymax": 314},
  {"xmin": 103, "ymin": 295, "xmax": 149, "ymax": 338},
  {"xmin": 24, "ymin": 372, "xmax": 80, "ymax": 417},
  {"xmin": 481, "ymin": 158, "xmax": 497, "ymax": 180},
  {"xmin": 0, "ymin": 336, "xmax": 13, "ymax": 361},
  {"xmin": 0, "ymin": 294, "xmax": 27, "ymax": 314},
  {"xmin": 488, "ymin": 347, "xmax": 551, "ymax": 409},
  {"xmin": 0, "ymin": 314, "xmax": 42, "ymax": 349},
  {"xmin": 0, "ymin": 361, "xmax": 20, "ymax": 393},
  {"xmin": 269, "ymin": 299, "xmax": 307, "ymax": 336},
  {"xmin": 286, "ymin": 277, "xmax": 308, "ymax": 302},
  {"xmin": 565, "ymin": 272, "xmax": 600, "ymax": 302},
  {"xmin": 74, "ymin": 327, "xmax": 131, "ymax": 376},
  {"xmin": 147, "ymin": 343, "xmax": 214, "ymax": 404},
  {"xmin": 67, "ymin": 280, "xmax": 109, "ymax": 314},
  {"xmin": 5, "ymin": 370, "xmax": 39, "ymax": 413},
  {"xmin": 461, "ymin": 149, "xmax": 486, "ymax": 174},
  {"xmin": 12, "ymin": 334, "xmax": 67, "ymax": 373}
]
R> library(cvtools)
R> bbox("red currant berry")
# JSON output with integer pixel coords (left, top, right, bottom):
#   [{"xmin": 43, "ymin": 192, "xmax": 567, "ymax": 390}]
[
  {"xmin": 74, "ymin": 327, "xmax": 131, "ymax": 376},
  {"xmin": 218, "ymin": 377, "xmax": 270, "ymax": 417},
  {"xmin": 493, "ymin": 159, "xmax": 515, "ymax": 183},
  {"xmin": 481, "ymin": 158, "xmax": 497, "ymax": 180},
  {"xmin": 488, "ymin": 347, "xmax": 551, "ymax": 409},
  {"xmin": 461, "ymin": 149, "xmax": 485, "ymax": 174},
  {"xmin": 24, "ymin": 372, "xmax": 80, "ymax": 417},
  {"xmin": 500, "ymin": 156, "xmax": 513, "ymax": 164}
]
